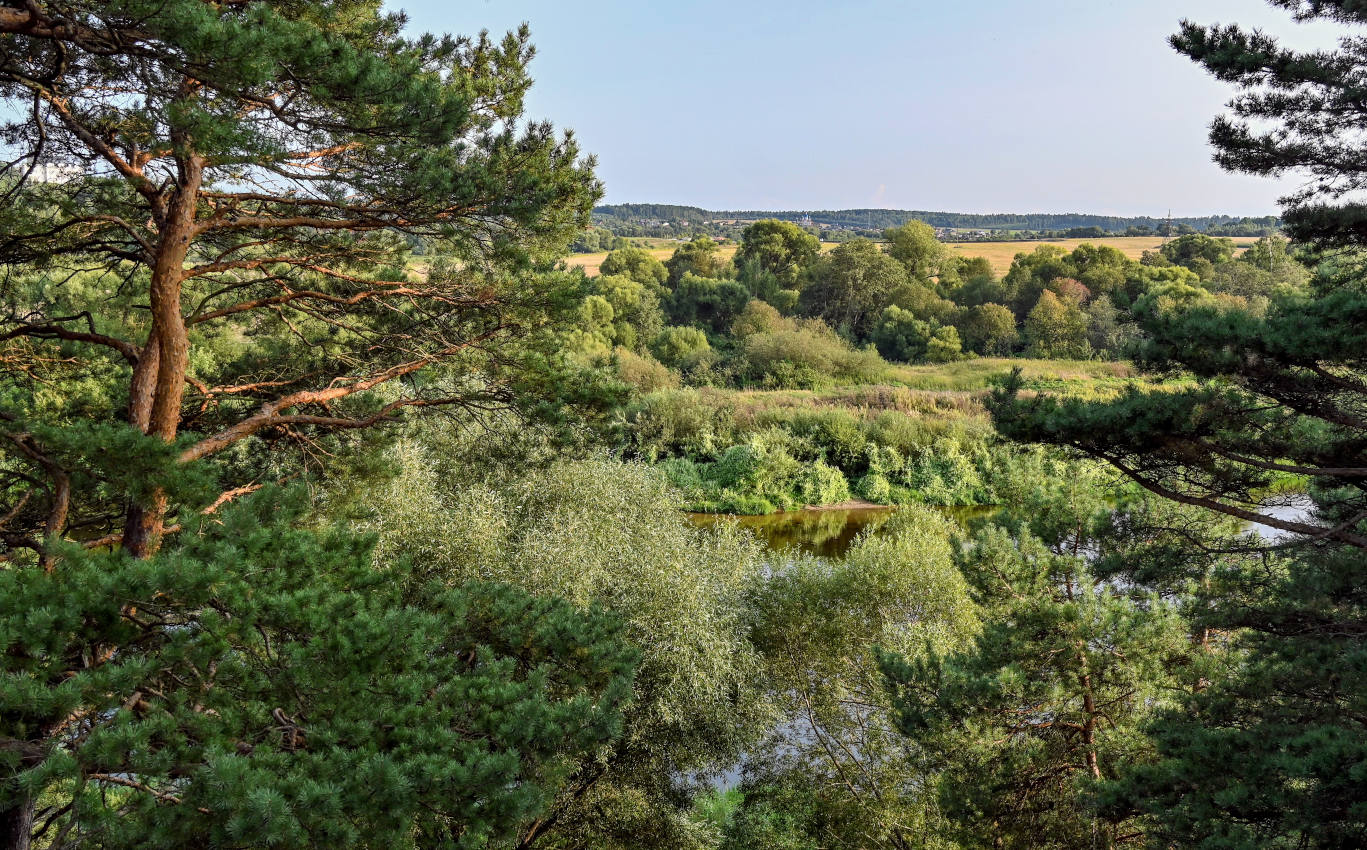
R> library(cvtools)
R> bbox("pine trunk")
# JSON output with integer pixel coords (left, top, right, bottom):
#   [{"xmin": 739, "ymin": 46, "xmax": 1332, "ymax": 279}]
[
  {"xmin": 0, "ymin": 793, "xmax": 32, "ymax": 850},
  {"xmin": 120, "ymin": 153, "xmax": 202, "ymax": 559}
]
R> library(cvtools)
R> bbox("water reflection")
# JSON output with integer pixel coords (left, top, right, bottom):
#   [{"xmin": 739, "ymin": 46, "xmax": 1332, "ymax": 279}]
[
  {"xmin": 692, "ymin": 495, "xmax": 1318, "ymax": 560},
  {"xmin": 1248, "ymin": 495, "xmax": 1316, "ymax": 543},
  {"xmin": 687, "ymin": 505, "xmax": 995, "ymax": 558}
]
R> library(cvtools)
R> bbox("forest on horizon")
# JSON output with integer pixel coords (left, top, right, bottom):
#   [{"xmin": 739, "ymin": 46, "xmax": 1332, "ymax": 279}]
[{"xmin": 592, "ymin": 203, "xmax": 1280, "ymax": 239}]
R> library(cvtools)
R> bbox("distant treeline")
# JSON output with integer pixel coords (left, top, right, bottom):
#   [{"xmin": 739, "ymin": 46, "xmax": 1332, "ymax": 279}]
[{"xmin": 593, "ymin": 204, "xmax": 1280, "ymax": 238}]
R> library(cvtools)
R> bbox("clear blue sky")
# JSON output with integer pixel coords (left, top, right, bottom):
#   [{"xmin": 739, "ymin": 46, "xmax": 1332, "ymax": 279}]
[{"xmin": 392, "ymin": 1, "xmax": 1339, "ymax": 217}]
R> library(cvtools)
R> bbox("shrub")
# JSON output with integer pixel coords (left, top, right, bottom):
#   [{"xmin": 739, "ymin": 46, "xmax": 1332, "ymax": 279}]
[
  {"xmin": 615, "ymin": 347, "xmax": 679, "ymax": 394},
  {"xmin": 622, "ymin": 389, "xmax": 735, "ymax": 461},
  {"xmin": 925, "ymin": 324, "xmax": 963, "ymax": 363},
  {"xmin": 798, "ymin": 461, "xmax": 851, "ymax": 506},
  {"xmin": 659, "ymin": 428, "xmax": 854, "ymax": 513},
  {"xmin": 872, "ymin": 305, "xmax": 962, "ymax": 363},
  {"xmin": 668, "ymin": 273, "xmax": 750, "ymax": 330},
  {"xmin": 732, "ymin": 299, "xmax": 788, "ymax": 339},
  {"xmin": 739, "ymin": 325, "xmax": 885, "ymax": 388},
  {"xmin": 857, "ymin": 472, "xmax": 894, "ymax": 503},
  {"xmin": 758, "ymin": 408, "xmax": 869, "ymax": 471},
  {"xmin": 651, "ymin": 325, "xmax": 712, "ymax": 369}
]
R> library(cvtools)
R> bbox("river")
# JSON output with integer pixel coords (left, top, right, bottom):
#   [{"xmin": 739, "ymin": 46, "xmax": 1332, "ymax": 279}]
[{"xmin": 688, "ymin": 495, "xmax": 1316, "ymax": 558}]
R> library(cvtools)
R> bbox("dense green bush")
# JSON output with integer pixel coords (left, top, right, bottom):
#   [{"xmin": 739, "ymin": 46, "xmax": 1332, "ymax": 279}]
[
  {"xmin": 354, "ymin": 448, "xmax": 774, "ymax": 850},
  {"xmin": 737, "ymin": 323, "xmax": 885, "ymax": 389},
  {"xmin": 630, "ymin": 393, "xmax": 1031, "ymax": 512},
  {"xmin": 668, "ymin": 273, "xmax": 751, "ymax": 330},
  {"xmin": 731, "ymin": 299, "xmax": 788, "ymax": 339},
  {"xmin": 652, "ymin": 325, "xmax": 714, "ymax": 370},
  {"xmin": 620, "ymin": 389, "xmax": 737, "ymax": 461},
  {"xmin": 664, "ymin": 428, "xmax": 850, "ymax": 513},
  {"xmin": 613, "ymin": 347, "xmax": 680, "ymax": 393},
  {"xmin": 871, "ymin": 305, "xmax": 963, "ymax": 363},
  {"xmin": 4, "ymin": 492, "xmax": 637, "ymax": 850}
]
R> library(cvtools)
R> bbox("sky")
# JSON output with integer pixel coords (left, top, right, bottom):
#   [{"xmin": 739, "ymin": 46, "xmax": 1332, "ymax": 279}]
[{"xmin": 392, "ymin": 1, "xmax": 1341, "ymax": 217}]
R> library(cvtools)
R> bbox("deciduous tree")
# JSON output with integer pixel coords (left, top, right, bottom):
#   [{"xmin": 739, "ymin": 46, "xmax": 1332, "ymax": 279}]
[
  {"xmin": 1024, "ymin": 290, "xmax": 1090, "ymax": 359},
  {"xmin": 599, "ymin": 246, "xmax": 669, "ymax": 290},
  {"xmin": 735, "ymin": 219, "xmax": 821, "ymax": 288},
  {"xmin": 665, "ymin": 237, "xmax": 728, "ymax": 286},
  {"xmin": 955, "ymin": 302, "xmax": 1019, "ymax": 356},
  {"xmin": 800, "ymin": 238, "xmax": 907, "ymax": 341},
  {"xmin": 883, "ymin": 220, "xmax": 946, "ymax": 284}
]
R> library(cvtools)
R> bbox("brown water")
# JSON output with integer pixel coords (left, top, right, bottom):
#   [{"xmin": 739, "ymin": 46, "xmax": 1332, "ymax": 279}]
[
  {"xmin": 687, "ymin": 505, "xmax": 995, "ymax": 558},
  {"xmin": 690, "ymin": 495, "xmax": 1319, "ymax": 560}
]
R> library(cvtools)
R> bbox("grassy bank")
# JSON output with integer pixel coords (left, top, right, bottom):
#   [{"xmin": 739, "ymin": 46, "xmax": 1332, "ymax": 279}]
[{"xmin": 616, "ymin": 358, "xmax": 1126, "ymax": 515}]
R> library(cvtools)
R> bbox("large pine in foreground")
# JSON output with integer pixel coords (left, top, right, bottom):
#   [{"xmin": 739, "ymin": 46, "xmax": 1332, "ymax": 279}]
[
  {"xmin": 0, "ymin": 3, "xmax": 612, "ymax": 847},
  {"xmin": 1173, "ymin": 0, "xmax": 1367, "ymax": 247},
  {"xmin": 0, "ymin": 0, "xmax": 599, "ymax": 561},
  {"xmin": 991, "ymin": 2, "xmax": 1367, "ymax": 845}
]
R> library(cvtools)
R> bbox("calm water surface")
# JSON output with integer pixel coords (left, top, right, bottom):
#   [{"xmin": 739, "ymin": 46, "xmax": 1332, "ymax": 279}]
[{"xmin": 689, "ymin": 495, "xmax": 1316, "ymax": 559}]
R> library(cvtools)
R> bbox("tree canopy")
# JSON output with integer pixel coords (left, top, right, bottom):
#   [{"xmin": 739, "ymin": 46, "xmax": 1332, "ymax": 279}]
[
  {"xmin": 734, "ymin": 220, "xmax": 820, "ymax": 288},
  {"xmin": 884, "ymin": 220, "xmax": 947, "ymax": 284},
  {"xmin": 988, "ymin": 3, "xmax": 1367, "ymax": 844},
  {"xmin": 0, "ymin": 0, "xmax": 599, "ymax": 560},
  {"xmin": 1171, "ymin": 0, "xmax": 1367, "ymax": 245},
  {"xmin": 800, "ymin": 239, "xmax": 907, "ymax": 341},
  {"xmin": 2, "ymin": 490, "xmax": 637, "ymax": 849}
]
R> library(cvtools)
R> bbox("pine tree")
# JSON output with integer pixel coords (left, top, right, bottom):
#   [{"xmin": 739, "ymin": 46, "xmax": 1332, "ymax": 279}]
[
  {"xmin": 1170, "ymin": 1, "xmax": 1367, "ymax": 246},
  {"xmin": 0, "ymin": 1, "xmax": 600, "ymax": 559},
  {"xmin": 0, "ymin": 490, "xmax": 637, "ymax": 849},
  {"xmin": 880, "ymin": 467, "xmax": 1206, "ymax": 850},
  {"xmin": 0, "ymin": 4, "xmax": 612, "ymax": 846},
  {"xmin": 988, "ymin": 2, "xmax": 1367, "ymax": 843}
]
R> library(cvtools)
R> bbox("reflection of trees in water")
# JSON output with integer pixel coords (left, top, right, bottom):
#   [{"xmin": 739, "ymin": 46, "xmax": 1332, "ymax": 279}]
[
  {"xmin": 689, "ymin": 510, "xmax": 891, "ymax": 558},
  {"xmin": 695, "ymin": 500, "xmax": 1309, "ymax": 562},
  {"xmin": 689, "ymin": 506, "xmax": 998, "ymax": 558},
  {"xmin": 754, "ymin": 510, "xmax": 891, "ymax": 557}
]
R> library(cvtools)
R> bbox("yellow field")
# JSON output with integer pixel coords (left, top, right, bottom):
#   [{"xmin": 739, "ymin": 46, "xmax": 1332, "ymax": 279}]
[
  {"xmin": 945, "ymin": 236, "xmax": 1168, "ymax": 275},
  {"xmin": 563, "ymin": 245, "xmax": 739, "ymax": 278},
  {"xmin": 564, "ymin": 235, "xmax": 1241, "ymax": 278},
  {"xmin": 564, "ymin": 240, "xmax": 854, "ymax": 277}
]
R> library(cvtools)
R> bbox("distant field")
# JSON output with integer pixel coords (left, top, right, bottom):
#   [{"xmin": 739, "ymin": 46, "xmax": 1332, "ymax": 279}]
[
  {"xmin": 946, "ymin": 236, "xmax": 1167, "ymax": 275},
  {"xmin": 564, "ymin": 245, "xmax": 740, "ymax": 278},
  {"xmin": 565, "ymin": 235, "xmax": 1246, "ymax": 278},
  {"xmin": 563, "ymin": 240, "xmax": 843, "ymax": 277}
]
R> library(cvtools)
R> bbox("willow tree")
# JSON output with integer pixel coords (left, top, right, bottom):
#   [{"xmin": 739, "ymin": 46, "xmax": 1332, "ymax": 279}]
[{"xmin": 0, "ymin": 1, "xmax": 599, "ymax": 560}]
